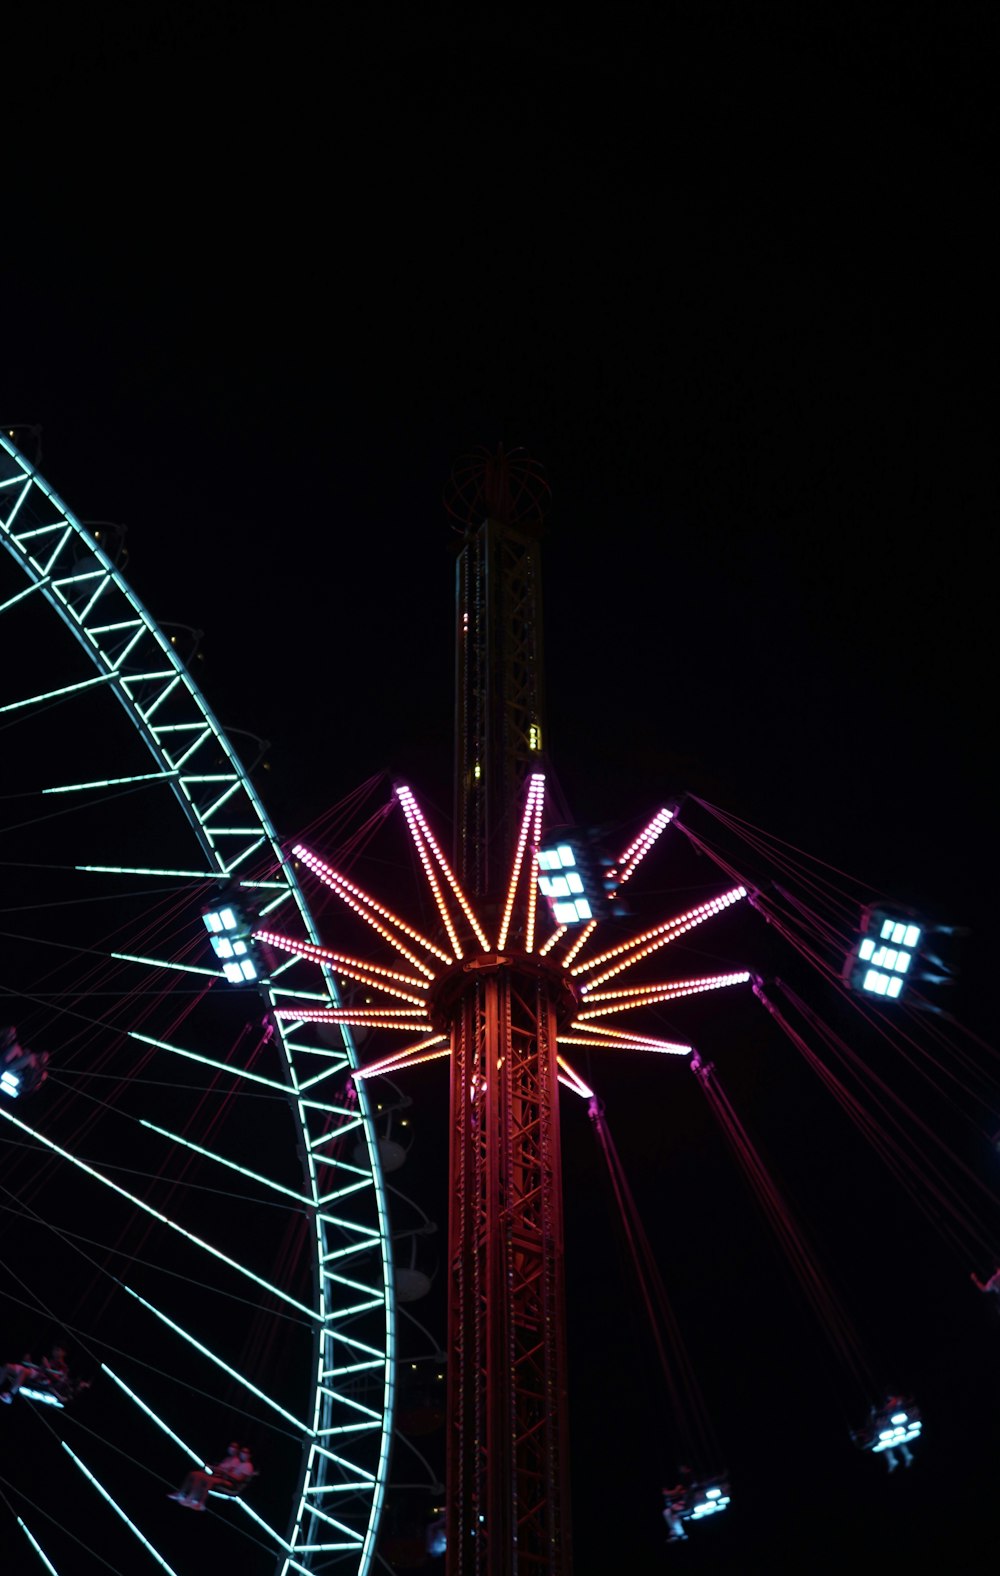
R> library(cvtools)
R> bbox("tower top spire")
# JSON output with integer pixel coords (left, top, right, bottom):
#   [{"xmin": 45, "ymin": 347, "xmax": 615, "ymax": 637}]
[{"xmin": 444, "ymin": 444, "xmax": 550, "ymax": 530}]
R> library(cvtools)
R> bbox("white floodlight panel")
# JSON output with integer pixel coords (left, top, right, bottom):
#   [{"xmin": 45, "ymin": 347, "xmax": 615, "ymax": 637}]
[
  {"xmin": 553, "ymin": 901, "xmax": 580, "ymax": 923},
  {"xmin": 203, "ymin": 912, "xmax": 224, "ymax": 934},
  {"xmin": 892, "ymin": 922, "xmax": 906, "ymax": 944},
  {"xmin": 894, "ymin": 951, "xmax": 911, "ymax": 972},
  {"xmin": 863, "ymin": 969, "xmax": 889, "ymax": 995},
  {"xmin": 213, "ymin": 937, "xmax": 236, "ymax": 959},
  {"xmin": 880, "ymin": 918, "xmax": 896, "ymax": 939},
  {"xmin": 1, "ymin": 1072, "xmax": 19, "ymax": 1096},
  {"xmin": 556, "ymin": 845, "xmax": 576, "ymax": 867},
  {"xmin": 538, "ymin": 849, "xmax": 562, "ymax": 871},
  {"xmin": 240, "ymin": 959, "xmax": 258, "ymax": 981},
  {"xmin": 904, "ymin": 925, "xmax": 921, "ymax": 947},
  {"xmin": 575, "ymin": 899, "xmax": 593, "ymax": 920},
  {"xmin": 887, "ymin": 977, "xmax": 903, "ymax": 998},
  {"xmin": 859, "ymin": 938, "xmax": 875, "ymax": 961},
  {"xmin": 223, "ymin": 961, "xmax": 245, "ymax": 984},
  {"xmin": 566, "ymin": 872, "xmax": 584, "ymax": 894}
]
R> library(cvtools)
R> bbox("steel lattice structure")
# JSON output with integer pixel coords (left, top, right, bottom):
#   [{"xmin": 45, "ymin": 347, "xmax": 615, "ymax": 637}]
[
  {"xmin": 260, "ymin": 452, "xmax": 751, "ymax": 1575},
  {"xmin": 0, "ymin": 432, "xmax": 395, "ymax": 1576}
]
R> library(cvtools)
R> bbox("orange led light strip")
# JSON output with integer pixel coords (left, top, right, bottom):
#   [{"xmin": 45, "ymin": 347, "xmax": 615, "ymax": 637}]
[
  {"xmin": 293, "ymin": 844, "xmax": 450, "ymax": 976},
  {"xmin": 498, "ymin": 773, "xmax": 545, "ymax": 951},
  {"xmin": 556, "ymin": 1055, "xmax": 594, "ymax": 1099},
  {"xmin": 396, "ymin": 787, "xmax": 490, "ymax": 953},
  {"xmin": 352, "ymin": 1040, "xmax": 452, "ymax": 1080},
  {"xmin": 559, "ymin": 1029, "xmax": 693, "ymax": 1054}
]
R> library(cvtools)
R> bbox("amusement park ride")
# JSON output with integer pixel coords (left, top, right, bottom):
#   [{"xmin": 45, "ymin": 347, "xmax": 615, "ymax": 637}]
[{"xmin": 0, "ymin": 432, "xmax": 994, "ymax": 1575}]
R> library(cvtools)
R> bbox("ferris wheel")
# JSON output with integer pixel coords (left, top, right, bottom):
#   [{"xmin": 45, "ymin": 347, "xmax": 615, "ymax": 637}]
[{"xmin": 0, "ymin": 433, "xmax": 395, "ymax": 1576}]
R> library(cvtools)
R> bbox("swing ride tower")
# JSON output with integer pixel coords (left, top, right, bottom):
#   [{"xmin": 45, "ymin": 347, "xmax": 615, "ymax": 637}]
[{"xmin": 444, "ymin": 447, "xmax": 572, "ymax": 1575}]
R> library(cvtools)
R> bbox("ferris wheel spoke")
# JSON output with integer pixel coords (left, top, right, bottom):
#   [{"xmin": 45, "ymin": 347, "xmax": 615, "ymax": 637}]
[
  {"xmin": 61, "ymin": 1444, "xmax": 180, "ymax": 1576},
  {"xmin": 125, "ymin": 1031, "xmax": 290, "ymax": 1092},
  {"xmin": 16, "ymin": 1518, "xmax": 63, "ymax": 1576},
  {"xmin": 136, "ymin": 1119, "xmax": 315, "ymax": 1204},
  {"xmin": 0, "ymin": 1106, "xmax": 322, "ymax": 1322},
  {"xmin": 122, "ymin": 1284, "xmax": 311, "ymax": 1432}
]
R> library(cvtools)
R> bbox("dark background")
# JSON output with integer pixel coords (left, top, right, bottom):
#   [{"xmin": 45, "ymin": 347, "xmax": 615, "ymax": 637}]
[{"xmin": 2, "ymin": 5, "xmax": 996, "ymax": 1572}]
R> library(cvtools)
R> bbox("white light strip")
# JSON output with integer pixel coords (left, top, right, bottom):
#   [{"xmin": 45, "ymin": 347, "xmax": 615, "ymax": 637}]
[
  {"xmin": 62, "ymin": 1443, "xmax": 181, "ymax": 1576},
  {"xmin": 123, "ymin": 1285, "xmax": 312, "ymax": 1433},
  {"xmin": 77, "ymin": 864, "xmax": 217, "ymax": 878},
  {"xmin": 138, "ymin": 1119, "xmax": 314, "ymax": 1204},
  {"xmin": 101, "ymin": 1365, "xmax": 201, "ymax": 1463},
  {"xmin": 111, "ymin": 951, "xmax": 220, "ymax": 977},
  {"xmin": 0, "ymin": 669, "xmax": 160, "ymax": 716},
  {"xmin": 43, "ymin": 770, "xmax": 180, "ymax": 794},
  {"xmin": 127, "ymin": 1031, "xmax": 288, "ymax": 1091},
  {"xmin": 17, "ymin": 1519, "xmax": 61, "ymax": 1576},
  {"xmin": 0, "ymin": 1106, "xmax": 320, "ymax": 1321}
]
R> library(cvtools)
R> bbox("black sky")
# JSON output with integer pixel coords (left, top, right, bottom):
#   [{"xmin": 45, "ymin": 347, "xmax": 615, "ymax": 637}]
[{"xmin": 1, "ymin": 5, "xmax": 996, "ymax": 1572}]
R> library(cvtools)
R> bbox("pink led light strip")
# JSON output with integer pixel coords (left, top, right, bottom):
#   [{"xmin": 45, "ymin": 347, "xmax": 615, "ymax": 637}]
[
  {"xmin": 577, "ymin": 972, "xmax": 752, "ymax": 1016},
  {"xmin": 396, "ymin": 787, "xmax": 490, "ymax": 953},
  {"xmin": 254, "ymin": 931, "xmax": 429, "ymax": 1005},
  {"xmin": 558, "ymin": 1030, "xmax": 693, "ymax": 1055},
  {"xmin": 276, "ymin": 1007, "xmax": 430, "ymax": 1027},
  {"xmin": 573, "ymin": 887, "xmax": 748, "ymax": 989},
  {"xmin": 616, "ymin": 806, "xmax": 674, "ymax": 885},
  {"xmin": 581, "ymin": 970, "xmax": 750, "ymax": 1003},
  {"xmin": 254, "ymin": 930, "xmax": 429, "ymax": 993},
  {"xmin": 292, "ymin": 844, "xmax": 449, "ymax": 977},
  {"xmin": 497, "ymin": 773, "xmax": 545, "ymax": 952},
  {"xmin": 397, "ymin": 788, "xmax": 465, "ymax": 960},
  {"xmin": 352, "ymin": 1038, "xmax": 451, "ymax": 1080}
]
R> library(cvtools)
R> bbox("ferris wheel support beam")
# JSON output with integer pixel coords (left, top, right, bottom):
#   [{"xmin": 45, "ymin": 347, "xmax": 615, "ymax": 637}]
[{"xmin": 0, "ymin": 433, "xmax": 395, "ymax": 1574}]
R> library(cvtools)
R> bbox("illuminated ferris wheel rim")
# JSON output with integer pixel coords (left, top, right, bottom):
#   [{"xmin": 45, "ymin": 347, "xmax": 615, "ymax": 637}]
[{"xmin": 0, "ymin": 431, "xmax": 395, "ymax": 1576}]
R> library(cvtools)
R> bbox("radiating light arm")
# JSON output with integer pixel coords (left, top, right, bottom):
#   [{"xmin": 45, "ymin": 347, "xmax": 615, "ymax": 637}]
[
  {"xmin": 538, "ymin": 925, "xmax": 568, "ymax": 957},
  {"xmin": 577, "ymin": 971, "xmax": 752, "ymax": 1015},
  {"xmin": 616, "ymin": 806, "xmax": 674, "ymax": 884},
  {"xmin": 559, "ymin": 1029, "xmax": 693, "ymax": 1055},
  {"xmin": 293, "ymin": 843, "xmax": 449, "ymax": 973},
  {"xmin": 561, "ymin": 918, "xmax": 597, "ymax": 967},
  {"xmin": 572, "ymin": 887, "xmax": 747, "ymax": 988},
  {"xmin": 497, "ymin": 773, "xmax": 545, "ymax": 951},
  {"xmin": 254, "ymin": 930, "xmax": 430, "ymax": 996},
  {"xmin": 396, "ymin": 789, "xmax": 464, "ymax": 959},
  {"xmin": 556, "ymin": 1055, "xmax": 594, "ymax": 1099},
  {"xmin": 352, "ymin": 1038, "xmax": 451, "ymax": 1080},
  {"xmin": 396, "ymin": 786, "xmax": 490, "ymax": 952},
  {"xmin": 276, "ymin": 1008, "xmax": 431, "ymax": 1030}
]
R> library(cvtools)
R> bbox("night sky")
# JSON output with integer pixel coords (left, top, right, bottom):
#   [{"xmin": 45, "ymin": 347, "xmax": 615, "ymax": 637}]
[{"xmin": 1, "ymin": 6, "xmax": 996, "ymax": 1573}]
